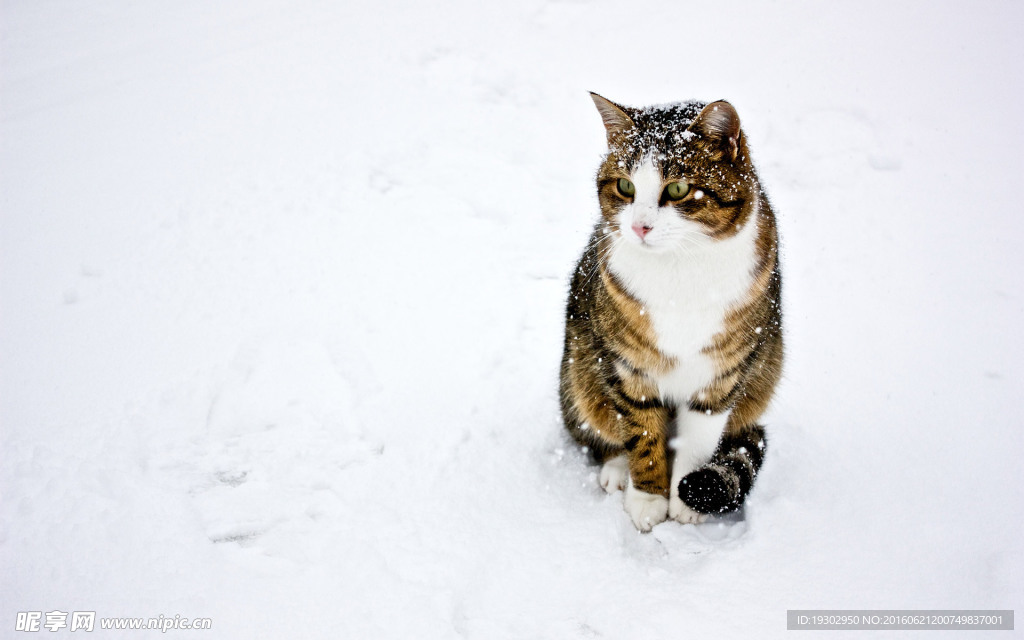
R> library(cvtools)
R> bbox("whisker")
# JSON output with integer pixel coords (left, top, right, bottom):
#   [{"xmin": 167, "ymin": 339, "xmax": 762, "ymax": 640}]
[{"xmin": 579, "ymin": 232, "xmax": 618, "ymax": 291}]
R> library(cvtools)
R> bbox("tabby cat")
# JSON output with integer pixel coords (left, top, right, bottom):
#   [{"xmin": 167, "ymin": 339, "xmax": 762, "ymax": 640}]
[{"xmin": 560, "ymin": 93, "xmax": 783, "ymax": 531}]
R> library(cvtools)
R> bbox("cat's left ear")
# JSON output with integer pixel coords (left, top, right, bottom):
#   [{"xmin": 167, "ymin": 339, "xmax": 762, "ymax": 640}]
[
  {"xmin": 590, "ymin": 92, "xmax": 634, "ymax": 145},
  {"xmin": 688, "ymin": 100, "xmax": 741, "ymax": 161}
]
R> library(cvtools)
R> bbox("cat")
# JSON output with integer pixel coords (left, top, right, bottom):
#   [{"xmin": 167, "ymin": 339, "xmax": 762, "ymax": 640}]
[{"xmin": 559, "ymin": 93, "xmax": 783, "ymax": 531}]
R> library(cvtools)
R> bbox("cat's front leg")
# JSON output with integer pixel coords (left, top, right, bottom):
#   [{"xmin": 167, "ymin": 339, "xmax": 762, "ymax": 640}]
[
  {"xmin": 669, "ymin": 409, "xmax": 729, "ymax": 524},
  {"xmin": 620, "ymin": 406, "xmax": 672, "ymax": 532}
]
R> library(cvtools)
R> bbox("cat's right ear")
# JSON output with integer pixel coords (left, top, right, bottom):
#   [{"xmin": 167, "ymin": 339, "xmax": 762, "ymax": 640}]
[{"xmin": 590, "ymin": 92, "xmax": 634, "ymax": 145}]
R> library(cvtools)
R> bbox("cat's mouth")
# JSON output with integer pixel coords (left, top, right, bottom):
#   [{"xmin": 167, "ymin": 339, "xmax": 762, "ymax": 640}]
[{"xmin": 623, "ymin": 229, "xmax": 665, "ymax": 251}]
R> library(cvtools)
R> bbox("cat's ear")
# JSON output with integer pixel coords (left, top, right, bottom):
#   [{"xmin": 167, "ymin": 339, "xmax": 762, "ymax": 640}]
[
  {"xmin": 590, "ymin": 92, "xmax": 634, "ymax": 144},
  {"xmin": 688, "ymin": 100, "xmax": 741, "ymax": 161}
]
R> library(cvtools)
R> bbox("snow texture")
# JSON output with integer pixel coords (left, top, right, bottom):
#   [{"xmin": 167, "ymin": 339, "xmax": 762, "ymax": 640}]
[{"xmin": 2, "ymin": 1, "xmax": 1023, "ymax": 638}]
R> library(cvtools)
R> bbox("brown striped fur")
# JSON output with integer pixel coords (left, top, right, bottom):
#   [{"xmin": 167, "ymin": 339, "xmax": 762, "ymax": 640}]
[{"xmin": 560, "ymin": 94, "xmax": 783, "ymax": 522}]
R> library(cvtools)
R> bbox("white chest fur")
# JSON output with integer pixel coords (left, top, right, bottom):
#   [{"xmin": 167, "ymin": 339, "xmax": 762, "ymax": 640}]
[{"xmin": 607, "ymin": 207, "xmax": 759, "ymax": 404}]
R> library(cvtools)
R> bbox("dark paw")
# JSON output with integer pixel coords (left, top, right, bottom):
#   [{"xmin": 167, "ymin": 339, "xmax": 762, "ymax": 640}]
[{"xmin": 679, "ymin": 468, "xmax": 738, "ymax": 514}]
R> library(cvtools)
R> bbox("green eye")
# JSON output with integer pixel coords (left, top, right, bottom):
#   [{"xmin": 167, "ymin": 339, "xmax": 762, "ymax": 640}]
[
  {"xmin": 665, "ymin": 182, "xmax": 690, "ymax": 201},
  {"xmin": 616, "ymin": 178, "xmax": 636, "ymax": 198}
]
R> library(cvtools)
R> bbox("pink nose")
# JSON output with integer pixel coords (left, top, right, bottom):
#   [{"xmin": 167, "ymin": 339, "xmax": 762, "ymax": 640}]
[{"xmin": 632, "ymin": 223, "xmax": 653, "ymax": 239}]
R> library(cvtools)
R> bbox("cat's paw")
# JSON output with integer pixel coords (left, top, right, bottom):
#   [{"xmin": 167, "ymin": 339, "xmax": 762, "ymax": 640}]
[
  {"xmin": 669, "ymin": 494, "xmax": 709, "ymax": 524},
  {"xmin": 599, "ymin": 455, "xmax": 628, "ymax": 493},
  {"xmin": 624, "ymin": 483, "xmax": 668, "ymax": 532}
]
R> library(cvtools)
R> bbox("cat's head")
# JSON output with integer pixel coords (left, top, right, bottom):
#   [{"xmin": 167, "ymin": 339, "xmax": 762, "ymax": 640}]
[{"xmin": 591, "ymin": 93, "xmax": 761, "ymax": 251}]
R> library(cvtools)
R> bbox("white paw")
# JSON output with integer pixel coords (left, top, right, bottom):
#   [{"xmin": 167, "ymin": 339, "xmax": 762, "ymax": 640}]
[
  {"xmin": 599, "ymin": 455, "xmax": 628, "ymax": 493},
  {"xmin": 669, "ymin": 494, "xmax": 709, "ymax": 524},
  {"xmin": 624, "ymin": 482, "xmax": 668, "ymax": 532}
]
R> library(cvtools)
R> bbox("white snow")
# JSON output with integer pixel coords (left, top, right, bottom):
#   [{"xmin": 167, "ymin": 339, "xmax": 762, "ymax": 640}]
[{"xmin": 2, "ymin": 1, "xmax": 1023, "ymax": 637}]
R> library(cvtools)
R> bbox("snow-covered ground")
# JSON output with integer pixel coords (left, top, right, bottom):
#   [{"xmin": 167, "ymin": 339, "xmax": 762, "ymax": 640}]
[{"xmin": 2, "ymin": 1, "xmax": 1022, "ymax": 637}]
